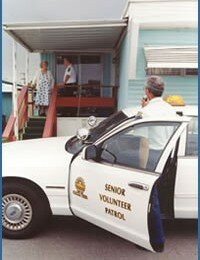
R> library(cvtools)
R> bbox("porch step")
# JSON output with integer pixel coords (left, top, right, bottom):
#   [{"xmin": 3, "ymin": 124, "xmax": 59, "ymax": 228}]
[
  {"xmin": 23, "ymin": 133, "xmax": 43, "ymax": 140},
  {"xmin": 22, "ymin": 116, "xmax": 46, "ymax": 140},
  {"xmin": 28, "ymin": 116, "xmax": 46, "ymax": 121},
  {"xmin": 27, "ymin": 119, "xmax": 46, "ymax": 127},
  {"xmin": 25, "ymin": 126, "xmax": 44, "ymax": 134}
]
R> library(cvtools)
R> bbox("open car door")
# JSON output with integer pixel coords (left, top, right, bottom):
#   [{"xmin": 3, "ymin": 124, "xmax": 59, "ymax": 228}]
[{"xmin": 69, "ymin": 118, "xmax": 188, "ymax": 252}]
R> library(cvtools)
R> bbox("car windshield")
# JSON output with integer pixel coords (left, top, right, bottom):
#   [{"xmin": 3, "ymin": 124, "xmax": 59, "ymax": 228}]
[{"xmin": 65, "ymin": 111, "xmax": 128, "ymax": 154}]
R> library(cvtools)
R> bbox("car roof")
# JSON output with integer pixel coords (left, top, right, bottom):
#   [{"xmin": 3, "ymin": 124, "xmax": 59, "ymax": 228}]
[
  {"xmin": 122, "ymin": 105, "xmax": 198, "ymax": 118},
  {"xmin": 172, "ymin": 105, "xmax": 198, "ymax": 116}
]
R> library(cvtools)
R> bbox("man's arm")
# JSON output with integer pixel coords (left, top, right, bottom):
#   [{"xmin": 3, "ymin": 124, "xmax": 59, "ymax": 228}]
[
  {"xmin": 57, "ymin": 74, "xmax": 70, "ymax": 88},
  {"xmin": 64, "ymin": 75, "xmax": 70, "ymax": 84}
]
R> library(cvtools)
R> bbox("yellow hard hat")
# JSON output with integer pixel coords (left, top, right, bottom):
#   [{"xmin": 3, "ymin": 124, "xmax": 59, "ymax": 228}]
[{"xmin": 163, "ymin": 95, "xmax": 185, "ymax": 106}]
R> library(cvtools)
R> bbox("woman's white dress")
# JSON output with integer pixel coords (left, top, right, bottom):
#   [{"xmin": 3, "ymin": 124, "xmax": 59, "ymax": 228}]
[{"xmin": 33, "ymin": 70, "xmax": 54, "ymax": 106}]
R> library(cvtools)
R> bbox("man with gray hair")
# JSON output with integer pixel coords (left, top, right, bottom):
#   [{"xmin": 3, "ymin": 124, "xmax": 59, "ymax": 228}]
[
  {"xmin": 139, "ymin": 75, "xmax": 177, "ymax": 252},
  {"xmin": 141, "ymin": 75, "xmax": 175, "ymax": 116},
  {"xmin": 140, "ymin": 75, "xmax": 177, "ymax": 170}
]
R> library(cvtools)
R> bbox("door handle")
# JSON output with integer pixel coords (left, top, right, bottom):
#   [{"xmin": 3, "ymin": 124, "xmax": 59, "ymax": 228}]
[{"xmin": 128, "ymin": 182, "xmax": 149, "ymax": 191}]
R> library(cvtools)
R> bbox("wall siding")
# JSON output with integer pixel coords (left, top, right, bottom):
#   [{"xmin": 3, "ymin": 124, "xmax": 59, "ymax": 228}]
[
  {"xmin": 128, "ymin": 77, "xmax": 198, "ymax": 107},
  {"xmin": 127, "ymin": 28, "xmax": 198, "ymax": 108},
  {"xmin": 136, "ymin": 29, "xmax": 198, "ymax": 78},
  {"xmin": 2, "ymin": 93, "xmax": 12, "ymax": 119},
  {"xmin": 118, "ymin": 34, "xmax": 130, "ymax": 109}
]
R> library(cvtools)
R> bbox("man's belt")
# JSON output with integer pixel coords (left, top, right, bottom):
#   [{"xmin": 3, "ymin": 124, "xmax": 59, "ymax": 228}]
[{"xmin": 65, "ymin": 83, "xmax": 76, "ymax": 86}]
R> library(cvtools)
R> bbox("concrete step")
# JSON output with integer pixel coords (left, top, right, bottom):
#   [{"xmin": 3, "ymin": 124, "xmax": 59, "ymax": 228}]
[
  {"xmin": 27, "ymin": 120, "xmax": 45, "ymax": 127},
  {"xmin": 29, "ymin": 116, "xmax": 46, "ymax": 122},
  {"xmin": 25, "ymin": 126, "xmax": 44, "ymax": 134},
  {"xmin": 23, "ymin": 133, "xmax": 43, "ymax": 140}
]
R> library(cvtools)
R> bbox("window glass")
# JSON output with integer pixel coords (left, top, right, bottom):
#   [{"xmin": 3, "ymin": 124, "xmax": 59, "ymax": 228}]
[
  {"xmin": 55, "ymin": 54, "xmax": 101, "ymax": 84},
  {"xmin": 186, "ymin": 117, "xmax": 198, "ymax": 156},
  {"xmin": 80, "ymin": 55, "xmax": 101, "ymax": 84},
  {"xmin": 99, "ymin": 122, "xmax": 179, "ymax": 172}
]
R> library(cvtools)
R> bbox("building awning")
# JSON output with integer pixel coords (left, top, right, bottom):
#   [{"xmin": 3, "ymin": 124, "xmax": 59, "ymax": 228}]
[
  {"xmin": 3, "ymin": 19, "xmax": 127, "ymax": 53},
  {"xmin": 144, "ymin": 46, "xmax": 198, "ymax": 69}
]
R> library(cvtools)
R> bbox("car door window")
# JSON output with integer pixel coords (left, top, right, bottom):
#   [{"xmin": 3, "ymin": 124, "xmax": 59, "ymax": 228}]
[
  {"xmin": 186, "ymin": 117, "xmax": 198, "ymax": 156},
  {"xmin": 99, "ymin": 122, "xmax": 179, "ymax": 172}
]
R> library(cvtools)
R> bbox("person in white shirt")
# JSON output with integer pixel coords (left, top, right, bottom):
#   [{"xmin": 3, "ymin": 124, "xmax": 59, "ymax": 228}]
[
  {"xmin": 138, "ymin": 76, "xmax": 177, "ymax": 252},
  {"xmin": 139, "ymin": 76, "xmax": 177, "ymax": 169},
  {"xmin": 63, "ymin": 58, "xmax": 76, "ymax": 85},
  {"xmin": 58, "ymin": 57, "xmax": 77, "ymax": 96}
]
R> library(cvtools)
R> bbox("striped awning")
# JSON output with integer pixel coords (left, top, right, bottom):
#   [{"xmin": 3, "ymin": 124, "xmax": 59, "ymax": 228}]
[{"xmin": 144, "ymin": 46, "xmax": 198, "ymax": 69}]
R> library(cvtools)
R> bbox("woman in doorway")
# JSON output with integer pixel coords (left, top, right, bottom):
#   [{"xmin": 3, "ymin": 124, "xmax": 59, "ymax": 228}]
[{"xmin": 33, "ymin": 61, "xmax": 55, "ymax": 116}]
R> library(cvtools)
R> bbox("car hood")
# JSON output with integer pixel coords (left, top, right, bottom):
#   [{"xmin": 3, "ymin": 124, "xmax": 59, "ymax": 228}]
[{"xmin": 3, "ymin": 136, "xmax": 74, "ymax": 178}]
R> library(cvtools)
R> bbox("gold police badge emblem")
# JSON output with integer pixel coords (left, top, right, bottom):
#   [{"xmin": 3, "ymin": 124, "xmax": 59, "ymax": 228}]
[{"xmin": 73, "ymin": 177, "xmax": 88, "ymax": 199}]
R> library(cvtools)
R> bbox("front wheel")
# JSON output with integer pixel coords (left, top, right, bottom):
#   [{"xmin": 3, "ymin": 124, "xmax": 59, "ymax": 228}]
[{"xmin": 2, "ymin": 181, "xmax": 50, "ymax": 239}]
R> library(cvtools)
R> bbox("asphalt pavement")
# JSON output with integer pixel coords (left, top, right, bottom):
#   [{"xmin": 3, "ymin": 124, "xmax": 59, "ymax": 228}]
[{"xmin": 3, "ymin": 216, "xmax": 197, "ymax": 260}]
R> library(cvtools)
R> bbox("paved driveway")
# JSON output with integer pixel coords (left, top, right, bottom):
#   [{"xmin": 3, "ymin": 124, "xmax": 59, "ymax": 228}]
[{"xmin": 3, "ymin": 217, "xmax": 197, "ymax": 260}]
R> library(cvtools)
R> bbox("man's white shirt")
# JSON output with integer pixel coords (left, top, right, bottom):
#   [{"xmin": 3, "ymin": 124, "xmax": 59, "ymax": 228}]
[
  {"xmin": 136, "ymin": 97, "xmax": 177, "ymax": 150},
  {"xmin": 63, "ymin": 64, "xmax": 76, "ymax": 84},
  {"xmin": 142, "ymin": 97, "xmax": 176, "ymax": 118}
]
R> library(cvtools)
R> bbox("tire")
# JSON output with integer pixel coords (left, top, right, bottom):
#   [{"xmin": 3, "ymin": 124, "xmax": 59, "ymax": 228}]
[{"xmin": 2, "ymin": 181, "xmax": 50, "ymax": 239}]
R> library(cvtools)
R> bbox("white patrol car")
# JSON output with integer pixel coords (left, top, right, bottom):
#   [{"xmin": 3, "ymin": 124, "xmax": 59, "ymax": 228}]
[{"xmin": 2, "ymin": 105, "xmax": 197, "ymax": 252}]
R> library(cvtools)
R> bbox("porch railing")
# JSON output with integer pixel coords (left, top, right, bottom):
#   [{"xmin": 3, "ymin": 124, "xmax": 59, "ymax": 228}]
[
  {"xmin": 2, "ymin": 86, "xmax": 29, "ymax": 142},
  {"xmin": 2, "ymin": 114, "xmax": 16, "ymax": 142},
  {"xmin": 42, "ymin": 86, "xmax": 58, "ymax": 138},
  {"xmin": 56, "ymin": 84, "xmax": 118, "ymax": 116},
  {"xmin": 2, "ymin": 86, "xmax": 36, "ymax": 142}
]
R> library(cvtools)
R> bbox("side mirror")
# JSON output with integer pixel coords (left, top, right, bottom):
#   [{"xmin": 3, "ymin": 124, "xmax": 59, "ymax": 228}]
[
  {"xmin": 76, "ymin": 128, "xmax": 89, "ymax": 141},
  {"xmin": 84, "ymin": 145, "xmax": 98, "ymax": 160},
  {"xmin": 87, "ymin": 116, "xmax": 97, "ymax": 128}
]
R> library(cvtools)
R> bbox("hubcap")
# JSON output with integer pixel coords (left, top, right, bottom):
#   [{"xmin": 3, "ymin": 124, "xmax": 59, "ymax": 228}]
[{"xmin": 2, "ymin": 194, "xmax": 33, "ymax": 231}]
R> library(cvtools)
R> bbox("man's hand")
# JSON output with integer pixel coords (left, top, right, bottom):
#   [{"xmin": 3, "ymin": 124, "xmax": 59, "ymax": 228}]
[
  {"xmin": 141, "ymin": 97, "xmax": 149, "ymax": 107},
  {"xmin": 64, "ymin": 75, "xmax": 70, "ymax": 84},
  {"xmin": 57, "ymin": 82, "xmax": 65, "ymax": 88}
]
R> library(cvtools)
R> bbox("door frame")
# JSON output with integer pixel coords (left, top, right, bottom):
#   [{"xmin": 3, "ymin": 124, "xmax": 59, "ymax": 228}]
[{"xmin": 68, "ymin": 118, "xmax": 189, "ymax": 251}]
